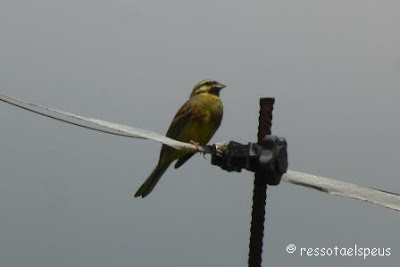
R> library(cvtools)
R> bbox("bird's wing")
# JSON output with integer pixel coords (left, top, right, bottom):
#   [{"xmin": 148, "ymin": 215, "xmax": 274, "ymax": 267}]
[
  {"xmin": 0, "ymin": 93, "xmax": 200, "ymax": 152},
  {"xmin": 165, "ymin": 99, "xmax": 194, "ymax": 139}
]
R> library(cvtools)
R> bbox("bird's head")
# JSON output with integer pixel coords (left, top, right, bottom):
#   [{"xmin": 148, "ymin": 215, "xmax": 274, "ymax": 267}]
[{"xmin": 190, "ymin": 79, "xmax": 226, "ymax": 98}]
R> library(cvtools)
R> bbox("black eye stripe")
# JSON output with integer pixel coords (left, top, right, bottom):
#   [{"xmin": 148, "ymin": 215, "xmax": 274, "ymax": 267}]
[{"xmin": 190, "ymin": 80, "xmax": 221, "ymax": 97}]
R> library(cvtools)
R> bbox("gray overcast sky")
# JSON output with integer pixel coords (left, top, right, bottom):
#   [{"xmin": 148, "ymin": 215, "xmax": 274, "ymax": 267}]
[{"xmin": 1, "ymin": 1, "xmax": 399, "ymax": 266}]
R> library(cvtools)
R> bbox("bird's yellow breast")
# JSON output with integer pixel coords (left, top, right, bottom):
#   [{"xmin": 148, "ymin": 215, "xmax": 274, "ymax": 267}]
[{"xmin": 184, "ymin": 92, "xmax": 223, "ymax": 144}]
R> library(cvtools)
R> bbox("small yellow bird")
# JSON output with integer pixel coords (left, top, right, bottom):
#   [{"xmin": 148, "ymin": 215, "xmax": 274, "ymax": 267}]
[{"xmin": 135, "ymin": 79, "xmax": 226, "ymax": 197}]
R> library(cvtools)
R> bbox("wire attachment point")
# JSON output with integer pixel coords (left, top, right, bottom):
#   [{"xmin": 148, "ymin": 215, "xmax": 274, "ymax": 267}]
[{"xmin": 209, "ymin": 136, "xmax": 288, "ymax": 185}]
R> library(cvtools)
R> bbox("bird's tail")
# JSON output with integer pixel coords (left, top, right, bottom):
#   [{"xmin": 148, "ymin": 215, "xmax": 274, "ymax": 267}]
[{"xmin": 134, "ymin": 162, "xmax": 170, "ymax": 198}]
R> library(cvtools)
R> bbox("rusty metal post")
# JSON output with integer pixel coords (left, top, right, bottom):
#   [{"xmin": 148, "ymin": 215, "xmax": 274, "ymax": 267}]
[{"xmin": 248, "ymin": 98, "xmax": 275, "ymax": 267}]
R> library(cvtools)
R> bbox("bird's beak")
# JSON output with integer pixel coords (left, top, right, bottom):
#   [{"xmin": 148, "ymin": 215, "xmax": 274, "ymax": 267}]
[{"xmin": 217, "ymin": 83, "xmax": 226, "ymax": 90}]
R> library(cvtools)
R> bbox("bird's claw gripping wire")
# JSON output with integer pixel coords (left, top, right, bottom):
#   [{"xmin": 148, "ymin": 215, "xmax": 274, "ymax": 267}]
[
  {"xmin": 189, "ymin": 140, "xmax": 201, "ymax": 150},
  {"xmin": 190, "ymin": 140, "xmax": 206, "ymax": 157}
]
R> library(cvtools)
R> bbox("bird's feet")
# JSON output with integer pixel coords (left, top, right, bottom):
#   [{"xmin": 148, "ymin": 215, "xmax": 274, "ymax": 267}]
[
  {"xmin": 190, "ymin": 140, "xmax": 205, "ymax": 156},
  {"xmin": 189, "ymin": 140, "xmax": 201, "ymax": 149}
]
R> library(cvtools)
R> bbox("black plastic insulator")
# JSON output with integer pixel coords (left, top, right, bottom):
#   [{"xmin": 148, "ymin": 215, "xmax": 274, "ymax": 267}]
[
  {"xmin": 257, "ymin": 136, "xmax": 287, "ymax": 186},
  {"xmin": 209, "ymin": 138, "xmax": 287, "ymax": 186},
  {"xmin": 210, "ymin": 142, "xmax": 261, "ymax": 173}
]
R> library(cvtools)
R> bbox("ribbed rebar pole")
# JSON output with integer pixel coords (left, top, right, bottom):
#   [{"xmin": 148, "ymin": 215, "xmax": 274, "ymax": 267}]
[{"xmin": 248, "ymin": 98, "xmax": 275, "ymax": 267}]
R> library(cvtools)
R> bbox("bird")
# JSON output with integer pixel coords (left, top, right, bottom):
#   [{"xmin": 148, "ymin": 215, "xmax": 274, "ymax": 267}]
[{"xmin": 134, "ymin": 79, "xmax": 226, "ymax": 198}]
